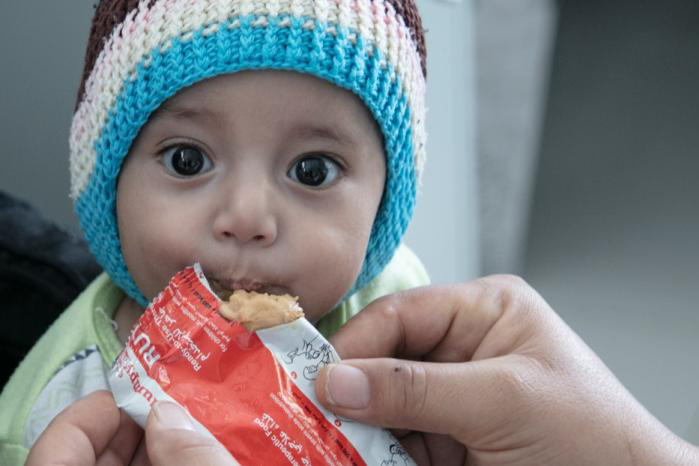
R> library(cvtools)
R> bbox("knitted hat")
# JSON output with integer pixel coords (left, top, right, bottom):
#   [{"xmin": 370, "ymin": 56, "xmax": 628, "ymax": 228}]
[{"xmin": 70, "ymin": 0, "xmax": 427, "ymax": 307}]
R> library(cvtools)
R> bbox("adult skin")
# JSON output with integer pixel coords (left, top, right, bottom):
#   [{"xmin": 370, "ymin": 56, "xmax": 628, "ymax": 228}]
[
  {"xmin": 26, "ymin": 275, "xmax": 699, "ymax": 465},
  {"xmin": 314, "ymin": 275, "xmax": 699, "ymax": 465},
  {"xmin": 25, "ymin": 392, "xmax": 237, "ymax": 466}
]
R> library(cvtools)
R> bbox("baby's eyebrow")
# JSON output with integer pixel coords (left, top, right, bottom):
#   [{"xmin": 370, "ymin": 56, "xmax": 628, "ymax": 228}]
[
  {"xmin": 151, "ymin": 103, "xmax": 220, "ymax": 124},
  {"xmin": 286, "ymin": 123, "xmax": 356, "ymax": 147},
  {"xmin": 151, "ymin": 104, "xmax": 357, "ymax": 147}
]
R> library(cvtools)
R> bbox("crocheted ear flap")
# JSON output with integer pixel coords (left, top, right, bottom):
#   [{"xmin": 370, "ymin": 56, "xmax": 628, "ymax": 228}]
[{"xmin": 70, "ymin": 0, "xmax": 427, "ymax": 305}]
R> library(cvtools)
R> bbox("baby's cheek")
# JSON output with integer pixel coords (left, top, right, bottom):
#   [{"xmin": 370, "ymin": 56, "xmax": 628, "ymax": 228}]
[
  {"xmin": 130, "ymin": 228, "xmax": 199, "ymax": 298},
  {"xmin": 298, "ymin": 230, "xmax": 367, "ymax": 321},
  {"xmin": 148, "ymin": 228, "xmax": 199, "ymax": 265}
]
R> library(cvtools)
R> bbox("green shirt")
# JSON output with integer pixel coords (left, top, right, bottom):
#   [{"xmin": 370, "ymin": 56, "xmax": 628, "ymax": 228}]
[{"xmin": 0, "ymin": 244, "xmax": 428, "ymax": 465}]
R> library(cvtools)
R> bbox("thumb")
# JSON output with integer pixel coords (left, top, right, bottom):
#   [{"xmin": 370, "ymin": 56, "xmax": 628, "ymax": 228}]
[
  {"xmin": 146, "ymin": 401, "xmax": 239, "ymax": 466},
  {"xmin": 315, "ymin": 356, "xmax": 532, "ymax": 443}
]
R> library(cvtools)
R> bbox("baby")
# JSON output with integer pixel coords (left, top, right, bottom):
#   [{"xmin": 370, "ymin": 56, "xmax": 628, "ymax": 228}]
[{"xmin": 0, "ymin": 0, "xmax": 428, "ymax": 463}]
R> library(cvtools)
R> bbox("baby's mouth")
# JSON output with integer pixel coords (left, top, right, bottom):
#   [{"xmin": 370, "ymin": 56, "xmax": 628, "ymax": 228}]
[{"xmin": 209, "ymin": 277, "xmax": 287, "ymax": 300}]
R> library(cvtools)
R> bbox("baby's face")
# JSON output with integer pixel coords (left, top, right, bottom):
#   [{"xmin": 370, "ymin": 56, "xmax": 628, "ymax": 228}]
[{"xmin": 116, "ymin": 70, "xmax": 386, "ymax": 322}]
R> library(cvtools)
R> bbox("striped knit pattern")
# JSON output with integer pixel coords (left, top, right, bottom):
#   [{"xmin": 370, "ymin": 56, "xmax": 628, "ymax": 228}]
[{"xmin": 70, "ymin": 0, "xmax": 427, "ymax": 306}]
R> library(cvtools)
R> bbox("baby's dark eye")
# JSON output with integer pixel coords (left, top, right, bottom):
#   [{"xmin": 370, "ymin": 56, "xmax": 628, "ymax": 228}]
[
  {"xmin": 288, "ymin": 154, "xmax": 341, "ymax": 187},
  {"xmin": 161, "ymin": 145, "xmax": 213, "ymax": 177}
]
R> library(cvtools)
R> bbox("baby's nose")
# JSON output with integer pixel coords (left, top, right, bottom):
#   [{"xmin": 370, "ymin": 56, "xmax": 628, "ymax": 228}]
[{"xmin": 212, "ymin": 179, "xmax": 278, "ymax": 246}]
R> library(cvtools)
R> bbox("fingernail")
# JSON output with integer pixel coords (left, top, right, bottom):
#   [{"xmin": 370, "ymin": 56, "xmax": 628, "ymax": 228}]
[
  {"xmin": 153, "ymin": 401, "xmax": 196, "ymax": 431},
  {"xmin": 325, "ymin": 364, "xmax": 370, "ymax": 409}
]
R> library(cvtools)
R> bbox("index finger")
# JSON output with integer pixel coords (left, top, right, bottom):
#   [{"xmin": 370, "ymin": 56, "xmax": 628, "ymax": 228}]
[{"xmin": 331, "ymin": 276, "xmax": 534, "ymax": 363}]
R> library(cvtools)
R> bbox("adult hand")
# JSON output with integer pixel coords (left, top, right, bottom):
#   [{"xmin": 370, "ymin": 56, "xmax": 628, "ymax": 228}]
[
  {"xmin": 26, "ymin": 390, "xmax": 237, "ymax": 466},
  {"xmin": 25, "ymin": 390, "xmax": 146, "ymax": 465},
  {"xmin": 314, "ymin": 275, "xmax": 699, "ymax": 465}
]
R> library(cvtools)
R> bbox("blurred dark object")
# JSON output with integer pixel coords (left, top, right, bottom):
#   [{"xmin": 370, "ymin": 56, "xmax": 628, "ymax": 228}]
[{"xmin": 0, "ymin": 191, "xmax": 100, "ymax": 389}]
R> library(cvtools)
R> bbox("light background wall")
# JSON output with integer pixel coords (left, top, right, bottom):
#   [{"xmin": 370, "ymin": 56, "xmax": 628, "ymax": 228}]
[
  {"xmin": 405, "ymin": 0, "xmax": 479, "ymax": 284},
  {"xmin": 476, "ymin": 0, "xmax": 557, "ymax": 276}
]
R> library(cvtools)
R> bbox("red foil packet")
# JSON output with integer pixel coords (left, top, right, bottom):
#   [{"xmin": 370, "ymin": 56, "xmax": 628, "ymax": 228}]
[{"xmin": 108, "ymin": 264, "xmax": 415, "ymax": 466}]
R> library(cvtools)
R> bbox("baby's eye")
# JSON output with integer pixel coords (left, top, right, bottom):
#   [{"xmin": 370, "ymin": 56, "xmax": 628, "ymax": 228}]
[
  {"xmin": 161, "ymin": 145, "xmax": 213, "ymax": 177},
  {"xmin": 288, "ymin": 154, "xmax": 341, "ymax": 188}
]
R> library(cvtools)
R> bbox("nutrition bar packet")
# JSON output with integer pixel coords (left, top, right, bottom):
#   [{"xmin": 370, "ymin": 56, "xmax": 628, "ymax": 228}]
[{"xmin": 108, "ymin": 264, "xmax": 415, "ymax": 466}]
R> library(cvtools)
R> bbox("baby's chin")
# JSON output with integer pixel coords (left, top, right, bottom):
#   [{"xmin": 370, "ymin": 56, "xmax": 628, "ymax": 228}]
[{"xmin": 302, "ymin": 296, "xmax": 347, "ymax": 325}]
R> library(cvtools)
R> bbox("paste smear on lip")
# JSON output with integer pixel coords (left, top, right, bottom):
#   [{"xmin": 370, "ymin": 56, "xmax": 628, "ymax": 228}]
[{"xmin": 218, "ymin": 289, "xmax": 304, "ymax": 332}]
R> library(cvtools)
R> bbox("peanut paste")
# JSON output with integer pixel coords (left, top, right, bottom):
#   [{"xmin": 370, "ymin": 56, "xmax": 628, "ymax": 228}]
[{"xmin": 217, "ymin": 289, "xmax": 304, "ymax": 332}]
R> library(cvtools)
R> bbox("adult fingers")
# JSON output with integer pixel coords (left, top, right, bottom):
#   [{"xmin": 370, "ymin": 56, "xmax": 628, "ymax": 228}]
[
  {"xmin": 145, "ymin": 401, "xmax": 239, "ymax": 466},
  {"xmin": 127, "ymin": 438, "xmax": 152, "ymax": 466},
  {"xmin": 314, "ymin": 355, "xmax": 537, "ymax": 443},
  {"xmin": 330, "ymin": 276, "xmax": 543, "ymax": 363},
  {"xmin": 26, "ymin": 390, "xmax": 142, "ymax": 466},
  {"xmin": 96, "ymin": 409, "xmax": 145, "ymax": 466}
]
